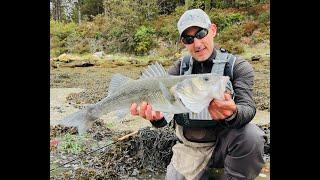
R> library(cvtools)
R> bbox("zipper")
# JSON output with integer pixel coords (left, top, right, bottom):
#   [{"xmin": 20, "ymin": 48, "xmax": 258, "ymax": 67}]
[{"xmin": 201, "ymin": 63, "xmax": 204, "ymax": 73}]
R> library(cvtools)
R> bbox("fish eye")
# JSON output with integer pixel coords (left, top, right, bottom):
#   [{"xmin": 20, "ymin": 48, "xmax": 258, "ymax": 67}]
[{"xmin": 203, "ymin": 77, "xmax": 209, "ymax": 81}]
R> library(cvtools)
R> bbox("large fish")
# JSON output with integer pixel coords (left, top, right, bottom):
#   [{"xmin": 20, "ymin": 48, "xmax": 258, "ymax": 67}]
[{"xmin": 51, "ymin": 62, "xmax": 230, "ymax": 134}]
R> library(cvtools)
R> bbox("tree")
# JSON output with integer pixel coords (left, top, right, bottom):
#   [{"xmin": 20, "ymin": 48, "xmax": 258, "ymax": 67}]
[
  {"xmin": 51, "ymin": 0, "xmax": 78, "ymax": 22},
  {"xmin": 51, "ymin": 0, "xmax": 62, "ymax": 21},
  {"xmin": 157, "ymin": 0, "xmax": 184, "ymax": 15},
  {"xmin": 80, "ymin": 0, "xmax": 104, "ymax": 21}
]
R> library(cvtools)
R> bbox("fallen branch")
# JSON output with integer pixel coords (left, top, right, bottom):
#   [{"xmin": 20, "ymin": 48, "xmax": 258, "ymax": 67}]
[{"xmin": 117, "ymin": 130, "xmax": 139, "ymax": 141}]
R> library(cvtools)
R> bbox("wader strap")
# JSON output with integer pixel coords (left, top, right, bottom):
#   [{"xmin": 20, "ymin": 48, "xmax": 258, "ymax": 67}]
[
  {"xmin": 212, "ymin": 49, "xmax": 229, "ymax": 75},
  {"xmin": 180, "ymin": 55, "xmax": 192, "ymax": 75}
]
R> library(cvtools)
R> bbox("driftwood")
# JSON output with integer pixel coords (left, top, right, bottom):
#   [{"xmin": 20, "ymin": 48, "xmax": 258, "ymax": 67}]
[{"xmin": 117, "ymin": 130, "xmax": 139, "ymax": 141}]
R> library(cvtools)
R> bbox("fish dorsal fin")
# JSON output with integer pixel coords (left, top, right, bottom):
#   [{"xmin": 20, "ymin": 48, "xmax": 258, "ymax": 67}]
[
  {"xmin": 140, "ymin": 62, "xmax": 168, "ymax": 79},
  {"xmin": 107, "ymin": 73, "xmax": 132, "ymax": 96}
]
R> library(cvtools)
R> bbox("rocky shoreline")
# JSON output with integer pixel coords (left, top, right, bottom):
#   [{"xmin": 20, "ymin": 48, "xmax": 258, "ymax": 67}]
[{"xmin": 50, "ymin": 121, "xmax": 270, "ymax": 179}]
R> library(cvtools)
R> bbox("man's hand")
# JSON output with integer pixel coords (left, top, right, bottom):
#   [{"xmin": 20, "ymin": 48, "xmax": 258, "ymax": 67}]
[
  {"xmin": 130, "ymin": 101, "xmax": 164, "ymax": 122},
  {"xmin": 208, "ymin": 93, "xmax": 237, "ymax": 121}
]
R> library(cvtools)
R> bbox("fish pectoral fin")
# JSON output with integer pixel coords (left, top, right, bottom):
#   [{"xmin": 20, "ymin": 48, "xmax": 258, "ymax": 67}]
[
  {"xmin": 107, "ymin": 74, "xmax": 132, "ymax": 96},
  {"xmin": 140, "ymin": 62, "xmax": 168, "ymax": 79},
  {"xmin": 159, "ymin": 82, "xmax": 174, "ymax": 102}
]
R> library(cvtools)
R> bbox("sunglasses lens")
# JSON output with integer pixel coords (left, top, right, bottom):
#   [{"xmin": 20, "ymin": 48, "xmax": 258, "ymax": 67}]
[
  {"xmin": 196, "ymin": 29, "xmax": 208, "ymax": 39},
  {"xmin": 182, "ymin": 36, "xmax": 194, "ymax": 44}
]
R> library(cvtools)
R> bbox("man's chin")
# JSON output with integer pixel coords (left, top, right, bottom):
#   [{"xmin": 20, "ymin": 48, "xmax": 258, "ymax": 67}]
[
  {"xmin": 193, "ymin": 50, "xmax": 211, "ymax": 61},
  {"xmin": 194, "ymin": 54, "xmax": 210, "ymax": 61}
]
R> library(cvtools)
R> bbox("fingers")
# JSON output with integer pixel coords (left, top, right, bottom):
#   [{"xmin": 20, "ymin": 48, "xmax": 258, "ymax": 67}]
[
  {"xmin": 130, "ymin": 103, "xmax": 138, "ymax": 115},
  {"xmin": 209, "ymin": 100, "xmax": 235, "ymax": 120},
  {"xmin": 154, "ymin": 111, "xmax": 162, "ymax": 119},
  {"xmin": 212, "ymin": 93, "xmax": 236, "ymax": 111},
  {"xmin": 209, "ymin": 108, "xmax": 225, "ymax": 120},
  {"xmin": 131, "ymin": 102, "xmax": 163, "ymax": 121},
  {"xmin": 139, "ymin": 101, "xmax": 148, "ymax": 118},
  {"xmin": 145, "ymin": 104, "xmax": 153, "ymax": 120},
  {"xmin": 209, "ymin": 101, "xmax": 225, "ymax": 120}
]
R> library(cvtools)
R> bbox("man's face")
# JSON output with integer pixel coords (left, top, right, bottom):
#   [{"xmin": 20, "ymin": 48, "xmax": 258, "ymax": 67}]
[{"xmin": 181, "ymin": 24, "xmax": 217, "ymax": 61}]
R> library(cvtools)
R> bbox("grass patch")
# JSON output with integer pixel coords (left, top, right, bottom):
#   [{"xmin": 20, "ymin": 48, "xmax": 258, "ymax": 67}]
[
  {"xmin": 58, "ymin": 133, "xmax": 87, "ymax": 155},
  {"xmin": 239, "ymin": 42, "xmax": 270, "ymax": 61}
]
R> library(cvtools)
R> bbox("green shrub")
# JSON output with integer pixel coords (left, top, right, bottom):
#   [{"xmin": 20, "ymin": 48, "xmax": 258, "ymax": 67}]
[
  {"xmin": 173, "ymin": 5, "xmax": 186, "ymax": 16},
  {"xmin": 208, "ymin": 11, "xmax": 244, "ymax": 31},
  {"xmin": 234, "ymin": 0, "xmax": 256, "ymax": 8},
  {"xmin": 214, "ymin": 0, "xmax": 230, "ymax": 8},
  {"xmin": 242, "ymin": 20, "xmax": 258, "ymax": 36},
  {"xmin": 157, "ymin": 0, "xmax": 183, "ymax": 15},
  {"xmin": 50, "ymin": 19, "xmax": 79, "ymax": 56},
  {"xmin": 257, "ymin": 11, "xmax": 270, "ymax": 24},
  {"xmin": 65, "ymin": 32, "xmax": 83, "ymax": 54},
  {"xmin": 134, "ymin": 26, "xmax": 156, "ymax": 55},
  {"xmin": 105, "ymin": 26, "xmax": 136, "ymax": 53},
  {"xmin": 50, "ymin": 36, "xmax": 68, "ymax": 57},
  {"xmin": 213, "ymin": 0, "xmax": 258, "ymax": 9},
  {"xmin": 216, "ymin": 24, "xmax": 244, "ymax": 43},
  {"xmin": 50, "ymin": 19, "xmax": 78, "ymax": 40},
  {"xmin": 87, "ymin": 38, "xmax": 104, "ymax": 53},
  {"xmin": 252, "ymin": 26, "xmax": 269, "ymax": 43},
  {"xmin": 154, "ymin": 15, "xmax": 179, "ymax": 42},
  {"xmin": 77, "ymin": 21, "xmax": 100, "ymax": 38},
  {"xmin": 220, "ymin": 40, "xmax": 244, "ymax": 54},
  {"xmin": 59, "ymin": 133, "xmax": 85, "ymax": 155}
]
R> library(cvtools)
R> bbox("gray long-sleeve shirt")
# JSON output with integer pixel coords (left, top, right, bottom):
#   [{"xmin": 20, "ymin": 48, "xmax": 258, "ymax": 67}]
[{"xmin": 151, "ymin": 49, "xmax": 256, "ymax": 129}]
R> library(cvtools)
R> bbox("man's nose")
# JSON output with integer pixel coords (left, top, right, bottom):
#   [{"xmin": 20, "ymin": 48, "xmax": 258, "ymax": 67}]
[{"xmin": 193, "ymin": 38, "xmax": 202, "ymax": 48}]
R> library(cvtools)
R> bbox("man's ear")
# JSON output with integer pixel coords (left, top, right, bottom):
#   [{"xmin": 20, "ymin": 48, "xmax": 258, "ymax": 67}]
[
  {"xmin": 210, "ymin": 24, "xmax": 217, "ymax": 37},
  {"xmin": 180, "ymin": 38, "xmax": 188, "ymax": 47},
  {"xmin": 179, "ymin": 39, "xmax": 184, "ymax": 46}
]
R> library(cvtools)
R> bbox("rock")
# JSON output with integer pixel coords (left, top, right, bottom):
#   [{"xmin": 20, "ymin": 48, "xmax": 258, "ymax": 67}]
[
  {"xmin": 128, "ymin": 57, "xmax": 138, "ymax": 64},
  {"xmin": 93, "ymin": 51, "xmax": 105, "ymax": 58},
  {"xmin": 57, "ymin": 53, "xmax": 73, "ymax": 63},
  {"xmin": 259, "ymin": 173, "xmax": 267, "ymax": 178},
  {"xmin": 251, "ymin": 55, "xmax": 262, "ymax": 61},
  {"xmin": 131, "ymin": 168, "xmax": 140, "ymax": 176},
  {"xmin": 61, "ymin": 61, "xmax": 95, "ymax": 68}
]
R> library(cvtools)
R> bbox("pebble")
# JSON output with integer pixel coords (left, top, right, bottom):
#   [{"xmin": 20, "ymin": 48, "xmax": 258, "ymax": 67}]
[
  {"xmin": 131, "ymin": 169, "xmax": 139, "ymax": 176},
  {"xmin": 259, "ymin": 173, "xmax": 267, "ymax": 178}
]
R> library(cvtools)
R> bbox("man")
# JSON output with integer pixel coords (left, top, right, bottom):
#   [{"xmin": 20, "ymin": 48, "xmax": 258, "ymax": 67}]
[{"xmin": 130, "ymin": 8, "xmax": 265, "ymax": 180}]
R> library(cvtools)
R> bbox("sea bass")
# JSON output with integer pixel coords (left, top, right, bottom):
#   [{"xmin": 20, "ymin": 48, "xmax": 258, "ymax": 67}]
[{"xmin": 51, "ymin": 62, "xmax": 230, "ymax": 134}]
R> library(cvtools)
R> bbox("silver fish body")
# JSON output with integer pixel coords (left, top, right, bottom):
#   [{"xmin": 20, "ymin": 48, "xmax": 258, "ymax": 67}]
[{"xmin": 51, "ymin": 63, "xmax": 229, "ymax": 134}]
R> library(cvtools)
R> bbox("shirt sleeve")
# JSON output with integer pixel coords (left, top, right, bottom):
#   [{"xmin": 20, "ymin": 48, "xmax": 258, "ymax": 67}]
[
  {"xmin": 168, "ymin": 59, "xmax": 182, "ymax": 75},
  {"xmin": 150, "ymin": 117, "xmax": 168, "ymax": 128},
  {"xmin": 224, "ymin": 57, "xmax": 256, "ymax": 128}
]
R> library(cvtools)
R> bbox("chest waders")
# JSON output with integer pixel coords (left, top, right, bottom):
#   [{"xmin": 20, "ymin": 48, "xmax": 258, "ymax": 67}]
[{"xmin": 174, "ymin": 48, "xmax": 236, "ymax": 128}]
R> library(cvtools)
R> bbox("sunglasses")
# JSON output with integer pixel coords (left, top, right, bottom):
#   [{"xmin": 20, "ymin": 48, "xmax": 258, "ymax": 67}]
[{"xmin": 181, "ymin": 28, "xmax": 209, "ymax": 45}]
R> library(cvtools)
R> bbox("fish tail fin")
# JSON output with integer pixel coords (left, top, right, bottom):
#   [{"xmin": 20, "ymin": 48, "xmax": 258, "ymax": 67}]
[{"xmin": 50, "ymin": 104, "xmax": 101, "ymax": 135}]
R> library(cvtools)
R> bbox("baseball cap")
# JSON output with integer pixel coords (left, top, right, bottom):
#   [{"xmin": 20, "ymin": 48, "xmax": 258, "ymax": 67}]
[{"xmin": 177, "ymin": 9, "xmax": 211, "ymax": 38}]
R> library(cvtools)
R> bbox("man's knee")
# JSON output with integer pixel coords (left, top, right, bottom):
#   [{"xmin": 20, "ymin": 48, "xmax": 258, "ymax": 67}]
[
  {"xmin": 224, "ymin": 123, "xmax": 265, "ymax": 179},
  {"xmin": 229, "ymin": 123, "xmax": 265, "ymax": 156}
]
